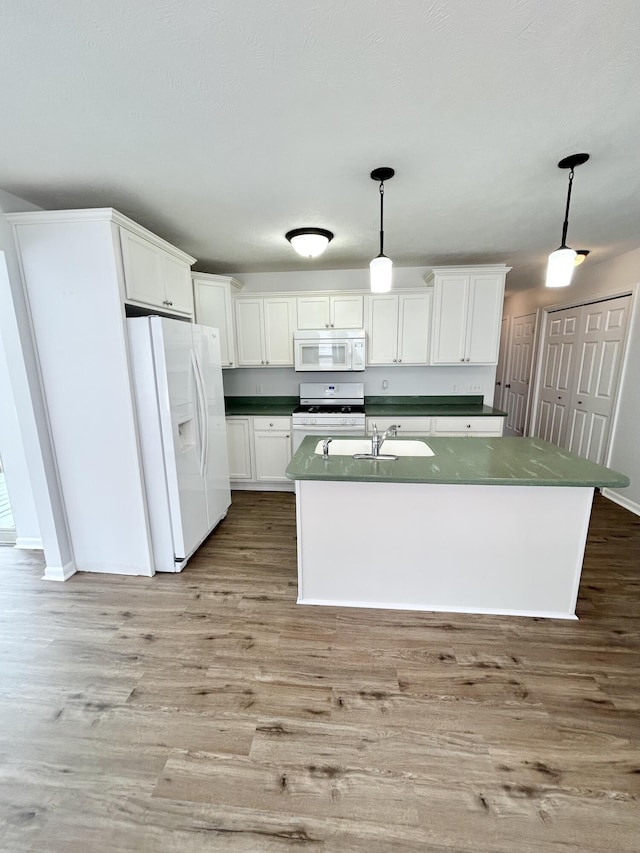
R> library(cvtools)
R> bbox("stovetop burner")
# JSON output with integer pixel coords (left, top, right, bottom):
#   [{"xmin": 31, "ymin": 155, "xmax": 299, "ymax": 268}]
[{"xmin": 294, "ymin": 404, "xmax": 365, "ymax": 415}]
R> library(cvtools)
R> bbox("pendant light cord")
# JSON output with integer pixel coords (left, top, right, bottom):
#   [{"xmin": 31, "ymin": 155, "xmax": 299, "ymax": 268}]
[
  {"xmin": 378, "ymin": 181, "xmax": 385, "ymax": 256},
  {"xmin": 560, "ymin": 167, "xmax": 574, "ymax": 248}
]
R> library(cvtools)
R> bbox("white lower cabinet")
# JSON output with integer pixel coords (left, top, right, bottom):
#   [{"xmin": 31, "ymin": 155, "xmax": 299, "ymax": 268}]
[
  {"xmin": 226, "ymin": 418, "xmax": 253, "ymax": 479},
  {"xmin": 367, "ymin": 415, "xmax": 504, "ymax": 437},
  {"xmin": 432, "ymin": 416, "xmax": 504, "ymax": 436},
  {"xmin": 253, "ymin": 418, "xmax": 292, "ymax": 482},
  {"xmin": 226, "ymin": 416, "xmax": 293, "ymax": 490}
]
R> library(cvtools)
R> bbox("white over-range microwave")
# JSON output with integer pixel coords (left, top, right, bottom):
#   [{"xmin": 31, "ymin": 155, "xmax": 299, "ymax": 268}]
[{"xmin": 293, "ymin": 329, "xmax": 366, "ymax": 371}]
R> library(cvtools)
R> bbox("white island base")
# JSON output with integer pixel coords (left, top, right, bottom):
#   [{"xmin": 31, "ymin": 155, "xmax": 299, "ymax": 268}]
[{"xmin": 295, "ymin": 480, "xmax": 595, "ymax": 620}]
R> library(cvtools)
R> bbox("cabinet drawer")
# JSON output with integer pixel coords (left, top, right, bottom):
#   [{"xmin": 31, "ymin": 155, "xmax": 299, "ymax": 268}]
[
  {"xmin": 432, "ymin": 417, "xmax": 504, "ymax": 435},
  {"xmin": 366, "ymin": 416, "xmax": 431, "ymax": 434},
  {"xmin": 253, "ymin": 417, "xmax": 292, "ymax": 432}
]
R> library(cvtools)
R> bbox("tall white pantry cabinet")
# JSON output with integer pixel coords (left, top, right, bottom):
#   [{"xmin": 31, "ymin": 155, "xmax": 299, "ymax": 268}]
[{"xmin": 8, "ymin": 208, "xmax": 196, "ymax": 577}]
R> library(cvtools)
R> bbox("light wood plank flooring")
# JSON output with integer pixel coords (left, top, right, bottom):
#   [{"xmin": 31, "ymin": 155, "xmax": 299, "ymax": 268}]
[{"xmin": 0, "ymin": 491, "xmax": 639, "ymax": 852}]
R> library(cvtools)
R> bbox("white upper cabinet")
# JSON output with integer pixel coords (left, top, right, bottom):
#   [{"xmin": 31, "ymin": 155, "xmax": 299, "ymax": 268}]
[
  {"xmin": 235, "ymin": 297, "xmax": 294, "ymax": 366},
  {"xmin": 193, "ymin": 273, "xmax": 243, "ymax": 368},
  {"xmin": 427, "ymin": 266, "xmax": 510, "ymax": 365},
  {"xmin": 120, "ymin": 227, "xmax": 195, "ymax": 316},
  {"xmin": 366, "ymin": 292, "xmax": 431, "ymax": 365},
  {"xmin": 297, "ymin": 294, "xmax": 364, "ymax": 330}
]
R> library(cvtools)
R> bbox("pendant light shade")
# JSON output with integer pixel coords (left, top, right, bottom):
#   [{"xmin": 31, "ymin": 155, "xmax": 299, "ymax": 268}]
[
  {"xmin": 545, "ymin": 153, "xmax": 589, "ymax": 288},
  {"xmin": 286, "ymin": 228, "xmax": 334, "ymax": 258},
  {"xmin": 370, "ymin": 254, "xmax": 393, "ymax": 293},
  {"xmin": 546, "ymin": 247, "xmax": 577, "ymax": 288},
  {"xmin": 370, "ymin": 167, "xmax": 394, "ymax": 293}
]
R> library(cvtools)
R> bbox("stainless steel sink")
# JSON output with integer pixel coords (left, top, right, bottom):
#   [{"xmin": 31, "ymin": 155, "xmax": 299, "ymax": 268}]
[{"xmin": 314, "ymin": 439, "xmax": 434, "ymax": 458}]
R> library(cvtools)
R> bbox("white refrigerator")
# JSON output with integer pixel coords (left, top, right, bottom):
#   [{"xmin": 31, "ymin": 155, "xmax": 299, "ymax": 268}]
[{"xmin": 128, "ymin": 316, "xmax": 231, "ymax": 572}]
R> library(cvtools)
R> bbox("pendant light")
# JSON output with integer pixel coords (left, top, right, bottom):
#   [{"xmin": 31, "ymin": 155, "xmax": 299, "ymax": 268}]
[
  {"xmin": 370, "ymin": 167, "xmax": 395, "ymax": 293},
  {"xmin": 545, "ymin": 153, "xmax": 589, "ymax": 288},
  {"xmin": 286, "ymin": 228, "xmax": 334, "ymax": 258}
]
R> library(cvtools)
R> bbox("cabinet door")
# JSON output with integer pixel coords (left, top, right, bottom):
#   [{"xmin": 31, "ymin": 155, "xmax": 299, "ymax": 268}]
[
  {"xmin": 194, "ymin": 280, "xmax": 235, "ymax": 367},
  {"xmin": 430, "ymin": 275, "xmax": 469, "ymax": 364},
  {"xmin": 297, "ymin": 296, "xmax": 330, "ymax": 329},
  {"xmin": 120, "ymin": 230, "xmax": 164, "ymax": 308},
  {"xmin": 465, "ymin": 274, "xmax": 505, "ymax": 363},
  {"xmin": 432, "ymin": 417, "xmax": 504, "ymax": 436},
  {"xmin": 162, "ymin": 254, "xmax": 193, "ymax": 315},
  {"xmin": 331, "ymin": 295, "xmax": 364, "ymax": 329},
  {"xmin": 366, "ymin": 295, "xmax": 398, "ymax": 364},
  {"xmin": 398, "ymin": 293, "xmax": 431, "ymax": 365},
  {"xmin": 254, "ymin": 431, "xmax": 292, "ymax": 481},
  {"xmin": 226, "ymin": 418, "xmax": 253, "ymax": 479},
  {"xmin": 264, "ymin": 298, "xmax": 294, "ymax": 366},
  {"xmin": 235, "ymin": 299, "xmax": 265, "ymax": 366}
]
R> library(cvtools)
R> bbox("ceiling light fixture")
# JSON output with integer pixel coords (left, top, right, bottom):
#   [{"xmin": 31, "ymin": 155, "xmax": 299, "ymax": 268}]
[
  {"xmin": 286, "ymin": 227, "xmax": 334, "ymax": 258},
  {"xmin": 545, "ymin": 153, "xmax": 590, "ymax": 288},
  {"xmin": 370, "ymin": 167, "xmax": 395, "ymax": 293}
]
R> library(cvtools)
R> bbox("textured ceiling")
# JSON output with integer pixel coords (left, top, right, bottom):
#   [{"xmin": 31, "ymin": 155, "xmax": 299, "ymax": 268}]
[{"xmin": 1, "ymin": 0, "xmax": 639, "ymax": 292}]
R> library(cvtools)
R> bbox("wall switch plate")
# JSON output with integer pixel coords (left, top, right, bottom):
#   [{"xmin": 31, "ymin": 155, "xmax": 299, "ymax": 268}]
[
  {"xmin": 381, "ymin": 379, "xmax": 389, "ymax": 391},
  {"xmin": 256, "ymin": 384, "xmax": 264, "ymax": 394},
  {"xmin": 452, "ymin": 384, "xmax": 459, "ymax": 394}
]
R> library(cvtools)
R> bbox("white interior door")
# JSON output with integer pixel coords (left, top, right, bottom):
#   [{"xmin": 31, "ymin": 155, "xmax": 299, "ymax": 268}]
[
  {"xmin": 493, "ymin": 315, "xmax": 510, "ymax": 409},
  {"xmin": 504, "ymin": 313, "xmax": 536, "ymax": 436},
  {"xmin": 535, "ymin": 306, "xmax": 580, "ymax": 447},
  {"xmin": 565, "ymin": 296, "xmax": 631, "ymax": 463}
]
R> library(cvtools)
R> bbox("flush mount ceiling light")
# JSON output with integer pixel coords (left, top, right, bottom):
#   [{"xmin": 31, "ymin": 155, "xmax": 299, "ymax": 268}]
[
  {"xmin": 370, "ymin": 167, "xmax": 395, "ymax": 293},
  {"xmin": 286, "ymin": 228, "xmax": 334, "ymax": 258},
  {"xmin": 545, "ymin": 153, "xmax": 590, "ymax": 288}
]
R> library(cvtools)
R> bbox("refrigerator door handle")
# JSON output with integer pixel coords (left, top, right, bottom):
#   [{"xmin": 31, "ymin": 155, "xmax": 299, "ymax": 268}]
[
  {"xmin": 191, "ymin": 351, "xmax": 207, "ymax": 478},
  {"xmin": 194, "ymin": 350, "xmax": 209, "ymax": 475}
]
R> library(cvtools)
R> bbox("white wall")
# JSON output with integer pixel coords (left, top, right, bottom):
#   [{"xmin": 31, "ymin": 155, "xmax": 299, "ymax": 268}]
[
  {"xmin": 0, "ymin": 190, "xmax": 74, "ymax": 578},
  {"xmin": 504, "ymin": 248, "xmax": 640, "ymax": 514},
  {"xmin": 224, "ymin": 266, "xmax": 497, "ymax": 402}
]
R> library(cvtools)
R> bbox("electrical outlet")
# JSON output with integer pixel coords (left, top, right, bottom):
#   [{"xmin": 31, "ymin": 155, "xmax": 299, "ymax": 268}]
[
  {"xmin": 381, "ymin": 379, "xmax": 389, "ymax": 392},
  {"xmin": 468, "ymin": 384, "xmax": 482, "ymax": 393},
  {"xmin": 452, "ymin": 384, "xmax": 459, "ymax": 394},
  {"xmin": 256, "ymin": 384, "xmax": 264, "ymax": 395}
]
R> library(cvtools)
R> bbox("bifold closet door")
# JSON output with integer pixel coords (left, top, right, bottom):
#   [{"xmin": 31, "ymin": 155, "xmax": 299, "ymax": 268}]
[{"xmin": 535, "ymin": 295, "xmax": 631, "ymax": 463}]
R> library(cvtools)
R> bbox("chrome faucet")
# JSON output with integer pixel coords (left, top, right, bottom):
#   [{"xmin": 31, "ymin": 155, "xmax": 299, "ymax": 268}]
[
  {"xmin": 370, "ymin": 422, "xmax": 397, "ymax": 456},
  {"xmin": 322, "ymin": 437, "xmax": 333, "ymax": 458}
]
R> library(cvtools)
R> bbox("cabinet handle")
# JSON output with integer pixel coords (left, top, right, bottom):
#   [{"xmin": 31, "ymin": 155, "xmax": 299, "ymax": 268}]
[
  {"xmin": 286, "ymin": 435, "xmax": 290, "ymax": 439},
  {"xmin": 266, "ymin": 360, "xmax": 270, "ymax": 364},
  {"xmin": 270, "ymin": 422, "xmax": 273, "ymax": 426},
  {"xmin": 261, "ymin": 360, "xmax": 265, "ymax": 364},
  {"xmin": 398, "ymin": 358, "xmax": 402, "ymax": 363},
  {"xmin": 162, "ymin": 300, "xmax": 168, "ymax": 305},
  {"xmin": 460, "ymin": 357, "xmax": 464, "ymax": 362},
  {"xmin": 325, "ymin": 323, "xmax": 329, "ymax": 328},
  {"xmin": 465, "ymin": 357, "xmax": 470, "ymax": 362},
  {"xmin": 392, "ymin": 358, "xmax": 396, "ymax": 362},
  {"xmin": 577, "ymin": 401, "xmax": 583, "ymax": 405},
  {"xmin": 467, "ymin": 424, "xmax": 471, "ymax": 428}
]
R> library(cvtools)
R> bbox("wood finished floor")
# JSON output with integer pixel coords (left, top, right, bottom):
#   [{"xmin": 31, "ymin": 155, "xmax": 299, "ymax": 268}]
[{"xmin": 0, "ymin": 491, "xmax": 639, "ymax": 852}]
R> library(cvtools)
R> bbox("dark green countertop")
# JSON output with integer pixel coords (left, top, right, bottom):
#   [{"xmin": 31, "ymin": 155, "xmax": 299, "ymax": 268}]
[
  {"xmin": 224, "ymin": 396, "xmax": 299, "ymax": 416},
  {"xmin": 286, "ymin": 435, "xmax": 630, "ymax": 488},
  {"xmin": 224, "ymin": 394, "xmax": 506, "ymax": 418},
  {"xmin": 364, "ymin": 395, "xmax": 505, "ymax": 417}
]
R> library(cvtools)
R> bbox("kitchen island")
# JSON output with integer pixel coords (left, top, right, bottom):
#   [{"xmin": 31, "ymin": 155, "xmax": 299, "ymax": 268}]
[{"xmin": 286, "ymin": 436, "xmax": 629, "ymax": 620}]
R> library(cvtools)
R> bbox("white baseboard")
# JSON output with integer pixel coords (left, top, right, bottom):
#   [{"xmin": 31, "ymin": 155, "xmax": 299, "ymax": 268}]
[
  {"xmin": 42, "ymin": 561, "xmax": 76, "ymax": 582},
  {"xmin": 601, "ymin": 488, "xmax": 640, "ymax": 517},
  {"xmin": 15, "ymin": 536, "xmax": 43, "ymax": 550},
  {"xmin": 231, "ymin": 481, "xmax": 295, "ymax": 492},
  {"xmin": 297, "ymin": 597, "xmax": 579, "ymax": 621},
  {"xmin": 0, "ymin": 527, "xmax": 17, "ymax": 545}
]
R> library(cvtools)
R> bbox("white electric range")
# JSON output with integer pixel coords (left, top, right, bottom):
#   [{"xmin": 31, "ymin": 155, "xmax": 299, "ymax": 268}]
[{"xmin": 291, "ymin": 383, "xmax": 366, "ymax": 452}]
